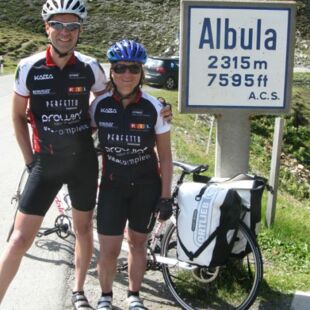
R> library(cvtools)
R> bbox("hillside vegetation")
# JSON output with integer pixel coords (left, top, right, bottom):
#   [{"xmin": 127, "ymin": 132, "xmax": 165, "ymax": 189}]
[
  {"xmin": 0, "ymin": 0, "xmax": 180, "ymax": 68},
  {"xmin": 0, "ymin": 0, "xmax": 310, "ymax": 68}
]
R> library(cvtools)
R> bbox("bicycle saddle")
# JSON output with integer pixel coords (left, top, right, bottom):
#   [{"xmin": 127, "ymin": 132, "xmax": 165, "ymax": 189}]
[{"xmin": 173, "ymin": 161, "xmax": 208, "ymax": 174}]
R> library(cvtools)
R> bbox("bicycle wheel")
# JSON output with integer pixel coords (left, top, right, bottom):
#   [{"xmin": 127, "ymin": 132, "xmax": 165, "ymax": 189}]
[
  {"xmin": 161, "ymin": 221, "xmax": 263, "ymax": 310},
  {"xmin": 7, "ymin": 168, "xmax": 29, "ymax": 242}
]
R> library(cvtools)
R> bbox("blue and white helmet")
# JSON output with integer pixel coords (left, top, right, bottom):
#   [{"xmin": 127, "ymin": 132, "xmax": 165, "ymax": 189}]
[
  {"xmin": 42, "ymin": 0, "xmax": 87, "ymax": 21},
  {"xmin": 107, "ymin": 39, "xmax": 148, "ymax": 64}
]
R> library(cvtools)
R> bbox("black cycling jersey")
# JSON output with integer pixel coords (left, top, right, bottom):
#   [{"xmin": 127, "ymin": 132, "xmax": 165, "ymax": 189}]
[
  {"xmin": 14, "ymin": 46, "xmax": 107, "ymax": 155},
  {"xmin": 90, "ymin": 91, "xmax": 170, "ymax": 181}
]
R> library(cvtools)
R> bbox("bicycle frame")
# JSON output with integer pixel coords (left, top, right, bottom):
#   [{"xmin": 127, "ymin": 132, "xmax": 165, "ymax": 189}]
[{"xmin": 120, "ymin": 215, "xmax": 196, "ymax": 271}]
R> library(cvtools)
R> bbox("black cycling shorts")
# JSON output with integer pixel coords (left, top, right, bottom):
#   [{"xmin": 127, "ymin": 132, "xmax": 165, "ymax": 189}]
[
  {"xmin": 18, "ymin": 150, "xmax": 98, "ymax": 216},
  {"xmin": 97, "ymin": 177, "xmax": 161, "ymax": 235}
]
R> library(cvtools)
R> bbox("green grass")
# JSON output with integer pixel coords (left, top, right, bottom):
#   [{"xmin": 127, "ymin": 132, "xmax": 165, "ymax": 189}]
[
  {"xmin": 260, "ymin": 196, "xmax": 310, "ymax": 293},
  {"xmin": 148, "ymin": 89, "xmax": 216, "ymax": 173},
  {"xmin": 0, "ymin": 24, "xmax": 46, "ymax": 73},
  {"xmin": 149, "ymin": 85, "xmax": 310, "ymax": 303}
]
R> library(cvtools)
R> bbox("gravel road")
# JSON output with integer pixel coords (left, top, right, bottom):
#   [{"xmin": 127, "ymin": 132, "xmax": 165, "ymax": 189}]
[{"xmin": 62, "ymin": 229, "xmax": 180, "ymax": 310}]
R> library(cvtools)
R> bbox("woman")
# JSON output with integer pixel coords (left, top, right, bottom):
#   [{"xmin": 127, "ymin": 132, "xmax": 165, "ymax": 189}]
[{"xmin": 89, "ymin": 39, "xmax": 173, "ymax": 310}]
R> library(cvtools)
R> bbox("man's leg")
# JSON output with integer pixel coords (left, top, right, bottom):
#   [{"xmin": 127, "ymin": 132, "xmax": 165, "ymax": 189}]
[
  {"xmin": 72, "ymin": 208, "xmax": 94, "ymax": 292},
  {"xmin": 0, "ymin": 211, "xmax": 43, "ymax": 303},
  {"xmin": 69, "ymin": 150, "xmax": 98, "ymax": 294}
]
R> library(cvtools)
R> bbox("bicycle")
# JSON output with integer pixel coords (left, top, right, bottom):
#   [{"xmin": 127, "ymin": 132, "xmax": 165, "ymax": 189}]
[
  {"xmin": 117, "ymin": 160, "xmax": 264, "ymax": 310},
  {"xmin": 7, "ymin": 168, "xmax": 74, "ymax": 242}
]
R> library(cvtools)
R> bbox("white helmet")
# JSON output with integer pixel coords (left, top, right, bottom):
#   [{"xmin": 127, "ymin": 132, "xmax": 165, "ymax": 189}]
[{"xmin": 42, "ymin": 0, "xmax": 87, "ymax": 21}]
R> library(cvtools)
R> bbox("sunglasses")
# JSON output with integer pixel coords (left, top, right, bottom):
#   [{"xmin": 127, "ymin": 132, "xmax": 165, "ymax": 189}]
[
  {"xmin": 112, "ymin": 64, "xmax": 142, "ymax": 74},
  {"xmin": 48, "ymin": 21, "xmax": 81, "ymax": 32}
]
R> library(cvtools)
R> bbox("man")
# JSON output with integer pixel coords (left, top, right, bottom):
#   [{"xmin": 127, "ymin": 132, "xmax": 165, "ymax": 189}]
[
  {"xmin": 0, "ymin": 0, "xmax": 105, "ymax": 308},
  {"xmin": 0, "ymin": 0, "xmax": 171, "ymax": 309}
]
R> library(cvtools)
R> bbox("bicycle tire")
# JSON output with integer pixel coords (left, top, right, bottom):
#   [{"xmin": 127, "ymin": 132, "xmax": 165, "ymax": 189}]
[
  {"xmin": 161, "ymin": 221, "xmax": 263, "ymax": 310},
  {"xmin": 7, "ymin": 168, "xmax": 29, "ymax": 242}
]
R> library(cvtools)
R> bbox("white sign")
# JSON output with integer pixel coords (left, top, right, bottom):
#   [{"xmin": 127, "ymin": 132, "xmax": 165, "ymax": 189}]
[{"xmin": 179, "ymin": 0, "xmax": 296, "ymax": 113}]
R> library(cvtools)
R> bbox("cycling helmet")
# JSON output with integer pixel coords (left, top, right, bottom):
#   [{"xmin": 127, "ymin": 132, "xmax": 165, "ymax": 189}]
[
  {"xmin": 42, "ymin": 0, "xmax": 87, "ymax": 21},
  {"xmin": 107, "ymin": 40, "xmax": 148, "ymax": 64}
]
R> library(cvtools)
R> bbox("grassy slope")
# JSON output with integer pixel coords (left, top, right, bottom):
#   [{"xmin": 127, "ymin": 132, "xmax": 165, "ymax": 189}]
[{"xmin": 0, "ymin": 0, "xmax": 180, "ymax": 70}]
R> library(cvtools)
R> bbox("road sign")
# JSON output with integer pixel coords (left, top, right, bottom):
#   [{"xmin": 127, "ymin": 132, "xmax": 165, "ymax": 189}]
[{"xmin": 179, "ymin": 0, "xmax": 296, "ymax": 114}]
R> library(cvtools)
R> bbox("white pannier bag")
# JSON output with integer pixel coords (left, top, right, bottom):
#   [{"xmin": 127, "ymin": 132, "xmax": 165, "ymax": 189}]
[
  {"xmin": 209, "ymin": 174, "xmax": 266, "ymax": 256},
  {"xmin": 177, "ymin": 182, "xmax": 241, "ymax": 267}
]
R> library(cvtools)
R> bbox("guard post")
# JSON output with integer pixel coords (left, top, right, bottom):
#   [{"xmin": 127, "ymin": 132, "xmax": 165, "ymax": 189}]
[
  {"xmin": 179, "ymin": 0, "xmax": 296, "ymax": 224},
  {"xmin": 0, "ymin": 55, "xmax": 4, "ymax": 74}
]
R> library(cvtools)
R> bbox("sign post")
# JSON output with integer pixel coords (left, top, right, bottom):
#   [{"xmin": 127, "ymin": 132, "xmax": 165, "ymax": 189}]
[{"xmin": 179, "ymin": 0, "xmax": 296, "ymax": 177}]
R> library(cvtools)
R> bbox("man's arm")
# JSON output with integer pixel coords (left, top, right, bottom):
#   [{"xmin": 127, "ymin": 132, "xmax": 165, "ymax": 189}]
[
  {"xmin": 90, "ymin": 89, "xmax": 107, "ymax": 102},
  {"xmin": 156, "ymin": 131, "xmax": 173, "ymax": 199},
  {"xmin": 155, "ymin": 131, "xmax": 173, "ymax": 222},
  {"xmin": 12, "ymin": 92, "xmax": 33, "ymax": 165},
  {"xmin": 158, "ymin": 97, "xmax": 173, "ymax": 122}
]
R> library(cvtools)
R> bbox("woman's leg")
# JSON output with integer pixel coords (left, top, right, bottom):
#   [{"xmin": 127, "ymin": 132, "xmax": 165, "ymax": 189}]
[
  {"xmin": 97, "ymin": 234, "xmax": 123, "ymax": 294},
  {"xmin": 126, "ymin": 228, "xmax": 148, "ymax": 292}
]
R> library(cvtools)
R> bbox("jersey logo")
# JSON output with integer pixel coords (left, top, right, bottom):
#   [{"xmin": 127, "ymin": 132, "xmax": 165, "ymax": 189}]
[
  {"xmin": 33, "ymin": 89, "xmax": 51, "ymax": 95},
  {"xmin": 46, "ymin": 99, "xmax": 79, "ymax": 109},
  {"xmin": 130, "ymin": 123, "xmax": 150, "ymax": 130},
  {"xmin": 131, "ymin": 109, "xmax": 143, "ymax": 116},
  {"xmin": 107, "ymin": 133, "xmax": 141, "ymax": 145},
  {"xmin": 99, "ymin": 121, "xmax": 116, "ymax": 128},
  {"xmin": 131, "ymin": 110, "xmax": 150, "ymax": 117},
  {"xmin": 101, "ymin": 108, "xmax": 117, "ymax": 114},
  {"xmin": 34, "ymin": 74, "xmax": 54, "ymax": 81},
  {"xmin": 69, "ymin": 73, "xmax": 83, "ymax": 79},
  {"xmin": 68, "ymin": 86, "xmax": 87, "ymax": 93},
  {"xmin": 42, "ymin": 110, "xmax": 83, "ymax": 124}
]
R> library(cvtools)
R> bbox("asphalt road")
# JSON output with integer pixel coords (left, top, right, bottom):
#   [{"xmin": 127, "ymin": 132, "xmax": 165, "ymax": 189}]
[{"xmin": 0, "ymin": 74, "xmax": 74, "ymax": 309}]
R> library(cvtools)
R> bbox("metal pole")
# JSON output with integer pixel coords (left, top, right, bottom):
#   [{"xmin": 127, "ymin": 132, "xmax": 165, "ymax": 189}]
[
  {"xmin": 206, "ymin": 115, "xmax": 215, "ymax": 155},
  {"xmin": 266, "ymin": 117, "xmax": 284, "ymax": 227}
]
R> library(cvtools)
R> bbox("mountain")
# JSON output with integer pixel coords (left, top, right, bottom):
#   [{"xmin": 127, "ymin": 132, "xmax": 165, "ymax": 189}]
[{"xmin": 0, "ymin": 0, "xmax": 309, "ymax": 65}]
